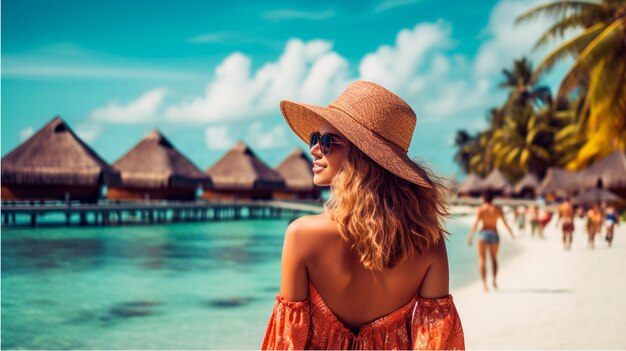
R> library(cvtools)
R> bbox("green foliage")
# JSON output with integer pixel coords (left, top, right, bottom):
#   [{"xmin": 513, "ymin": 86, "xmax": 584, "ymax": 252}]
[{"xmin": 454, "ymin": 0, "xmax": 626, "ymax": 180}]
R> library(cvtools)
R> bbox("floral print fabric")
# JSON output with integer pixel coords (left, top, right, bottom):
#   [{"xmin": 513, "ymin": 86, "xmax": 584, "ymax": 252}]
[{"xmin": 262, "ymin": 283, "xmax": 465, "ymax": 350}]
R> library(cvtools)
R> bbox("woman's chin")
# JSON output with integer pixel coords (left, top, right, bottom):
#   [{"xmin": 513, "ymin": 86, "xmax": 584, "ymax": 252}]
[{"xmin": 313, "ymin": 174, "xmax": 330, "ymax": 187}]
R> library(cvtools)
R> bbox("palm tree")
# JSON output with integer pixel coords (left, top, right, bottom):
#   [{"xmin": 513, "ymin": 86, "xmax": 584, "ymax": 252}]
[
  {"xmin": 491, "ymin": 106, "xmax": 554, "ymax": 178},
  {"xmin": 454, "ymin": 130, "xmax": 475, "ymax": 174},
  {"xmin": 498, "ymin": 57, "xmax": 553, "ymax": 113},
  {"xmin": 490, "ymin": 58, "xmax": 555, "ymax": 178},
  {"xmin": 551, "ymin": 95, "xmax": 589, "ymax": 168},
  {"xmin": 516, "ymin": 0, "xmax": 626, "ymax": 168},
  {"xmin": 468, "ymin": 130, "xmax": 495, "ymax": 177}
]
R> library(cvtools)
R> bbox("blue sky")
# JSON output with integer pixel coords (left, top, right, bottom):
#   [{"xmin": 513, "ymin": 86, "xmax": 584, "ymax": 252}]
[{"xmin": 1, "ymin": 0, "xmax": 569, "ymax": 178}]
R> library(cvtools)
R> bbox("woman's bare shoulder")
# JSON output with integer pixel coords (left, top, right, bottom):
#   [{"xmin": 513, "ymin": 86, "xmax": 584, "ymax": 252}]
[
  {"xmin": 289, "ymin": 213, "xmax": 337, "ymax": 235},
  {"xmin": 286, "ymin": 213, "xmax": 338, "ymax": 247},
  {"xmin": 418, "ymin": 238, "xmax": 450, "ymax": 298}
]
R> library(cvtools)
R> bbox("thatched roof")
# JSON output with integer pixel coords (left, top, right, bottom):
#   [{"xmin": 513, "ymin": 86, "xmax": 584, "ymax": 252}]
[
  {"xmin": 1, "ymin": 116, "xmax": 121, "ymax": 186},
  {"xmin": 514, "ymin": 173, "xmax": 540, "ymax": 193},
  {"xmin": 275, "ymin": 148, "xmax": 317, "ymax": 191},
  {"xmin": 458, "ymin": 173, "xmax": 483, "ymax": 194},
  {"xmin": 113, "ymin": 129, "xmax": 211, "ymax": 189},
  {"xmin": 537, "ymin": 167, "xmax": 581, "ymax": 195},
  {"xmin": 207, "ymin": 142, "xmax": 285, "ymax": 190},
  {"xmin": 573, "ymin": 187, "xmax": 623, "ymax": 204},
  {"xmin": 479, "ymin": 168, "xmax": 511, "ymax": 192},
  {"xmin": 579, "ymin": 150, "xmax": 626, "ymax": 189}
]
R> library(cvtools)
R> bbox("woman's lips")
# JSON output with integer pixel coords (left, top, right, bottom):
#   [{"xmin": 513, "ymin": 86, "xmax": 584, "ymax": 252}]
[
  {"xmin": 312, "ymin": 166, "xmax": 326, "ymax": 173},
  {"xmin": 312, "ymin": 162, "xmax": 326, "ymax": 173}
]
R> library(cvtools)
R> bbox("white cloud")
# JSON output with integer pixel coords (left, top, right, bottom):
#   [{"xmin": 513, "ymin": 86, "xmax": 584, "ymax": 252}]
[
  {"xmin": 247, "ymin": 122, "xmax": 288, "ymax": 149},
  {"xmin": 89, "ymin": 88, "xmax": 168, "ymax": 124},
  {"xmin": 205, "ymin": 126, "xmax": 237, "ymax": 150},
  {"xmin": 2, "ymin": 64, "xmax": 195, "ymax": 80},
  {"xmin": 373, "ymin": 0, "xmax": 421, "ymax": 13},
  {"xmin": 262, "ymin": 9, "xmax": 335, "ymax": 21},
  {"xmin": 473, "ymin": 0, "xmax": 576, "ymax": 81},
  {"xmin": 357, "ymin": 21, "xmax": 490, "ymax": 121},
  {"xmin": 188, "ymin": 32, "xmax": 232, "ymax": 43},
  {"xmin": 19, "ymin": 127, "xmax": 34, "ymax": 141},
  {"xmin": 163, "ymin": 20, "xmax": 489, "ymax": 126},
  {"xmin": 186, "ymin": 31, "xmax": 282, "ymax": 49},
  {"xmin": 165, "ymin": 39, "xmax": 350, "ymax": 123},
  {"xmin": 2, "ymin": 45, "xmax": 195, "ymax": 80},
  {"xmin": 74, "ymin": 124, "xmax": 103, "ymax": 144},
  {"xmin": 359, "ymin": 20, "xmax": 453, "ymax": 92}
]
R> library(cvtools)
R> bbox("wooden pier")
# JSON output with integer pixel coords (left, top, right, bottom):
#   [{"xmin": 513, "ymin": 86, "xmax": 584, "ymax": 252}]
[{"xmin": 0, "ymin": 200, "xmax": 324, "ymax": 227}]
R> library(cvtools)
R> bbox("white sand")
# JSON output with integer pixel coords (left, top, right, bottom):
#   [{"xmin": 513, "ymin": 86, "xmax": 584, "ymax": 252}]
[{"xmin": 452, "ymin": 211, "xmax": 626, "ymax": 349}]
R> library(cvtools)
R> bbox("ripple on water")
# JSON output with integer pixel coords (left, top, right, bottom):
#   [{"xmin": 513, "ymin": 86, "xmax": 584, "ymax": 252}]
[
  {"xmin": 97, "ymin": 300, "xmax": 164, "ymax": 326},
  {"xmin": 204, "ymin": 297, "xmax": 255, "ymax": 308}
]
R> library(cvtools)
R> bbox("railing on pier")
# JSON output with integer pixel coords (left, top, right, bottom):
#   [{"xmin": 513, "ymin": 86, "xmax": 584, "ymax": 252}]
[{"xmin": 0, "ymin": 199, "xmax": 325, "ymax": 227}]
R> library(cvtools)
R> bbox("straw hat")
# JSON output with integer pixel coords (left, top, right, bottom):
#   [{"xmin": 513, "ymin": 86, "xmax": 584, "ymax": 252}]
[{"xmin": 280, "ymin": 80, "xmax": 431, "ymax": 188}]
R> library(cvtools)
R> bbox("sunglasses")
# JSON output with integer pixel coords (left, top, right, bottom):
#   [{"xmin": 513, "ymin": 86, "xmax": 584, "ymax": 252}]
[{"xmin": 309, "ymin": 132, "xmax": 345, "ymax": 156}]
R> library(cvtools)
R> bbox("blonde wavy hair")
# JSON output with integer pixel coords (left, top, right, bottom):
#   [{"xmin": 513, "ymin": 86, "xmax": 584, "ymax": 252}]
[{"xmin": 324, "ymin": 144, "xmax": 450, "ymax": 270}]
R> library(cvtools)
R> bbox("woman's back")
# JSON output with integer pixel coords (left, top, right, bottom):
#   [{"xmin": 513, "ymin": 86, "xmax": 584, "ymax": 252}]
[
  {"xmin": 296, "ymin": 213, "xmax": 449, "ymax": 334},
  {"xmin": 263, "ymin": 81, "xmax": 464, "ymax": 349}
]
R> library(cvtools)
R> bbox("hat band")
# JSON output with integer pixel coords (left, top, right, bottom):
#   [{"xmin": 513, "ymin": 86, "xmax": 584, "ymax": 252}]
[{"xmin": 328, "ymin": 104, "xmax": 409, "ymax": 153}]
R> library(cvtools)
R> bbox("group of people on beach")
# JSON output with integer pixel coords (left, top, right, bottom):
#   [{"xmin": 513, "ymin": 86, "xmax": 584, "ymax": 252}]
[
  {"xmin": 467, "ymin": 191, "xmax": 622, "ymax": 292},
  {"xmin": 514, "ymin": 199, "xmax": 620, "ymax": 250}
]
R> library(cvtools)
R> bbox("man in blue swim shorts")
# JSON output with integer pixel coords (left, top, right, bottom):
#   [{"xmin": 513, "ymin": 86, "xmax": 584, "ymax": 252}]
[{"xmin": 466, "ymin": 191, "xmax": 515, "ymax": 292}]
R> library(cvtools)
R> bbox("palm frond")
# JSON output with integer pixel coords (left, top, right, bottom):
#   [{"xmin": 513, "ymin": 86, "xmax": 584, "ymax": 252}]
[
  {"xmin": 559, "ymin": 19, "xmax": 625, "ymax": 95},
  {"xmin": 534, "ymin": 22, "xmax": 606, "ymax": 76},
  {"xmin": 533, "ymin": 12, "xmax": 606, "ymax": 49},
  {"xmin": 516, "ymin": 1, "xmax": 607, "ymax": 25}
]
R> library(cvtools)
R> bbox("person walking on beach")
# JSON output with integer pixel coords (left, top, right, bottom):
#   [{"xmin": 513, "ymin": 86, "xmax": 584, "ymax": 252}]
[
  {"xmin": 528, "ymin": 205, "xmax": 541, "ymax": 238},
  {"xmin": 556, "ymin": 197, "xmax": 575, "ymax": 250},
  {"xmin": 514, "ymin": 205, "xmax": 526, "ymax": 235},
  {"xmin": 585, "ymin": 204, "xmax": 603, "ymax": 249},
  {"xmin": 604, "ymin": 205, "xmax": 620, "ymax": 247},
  {"xmin": 262, "ymin": 81, "xmax": 464, "ymax": 350},
  {"xmin": 538, "ymin": 208, "xmax": 553, "ymax": 235},
  {"xmin": 466, "ymin": 192, "xmax": 515, "ymax": 292}
]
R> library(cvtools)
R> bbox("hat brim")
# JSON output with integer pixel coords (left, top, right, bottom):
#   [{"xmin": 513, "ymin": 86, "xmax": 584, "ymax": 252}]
[{"xmin": 280, "ymin": 100, "xmax": 432, "ymax": 188}]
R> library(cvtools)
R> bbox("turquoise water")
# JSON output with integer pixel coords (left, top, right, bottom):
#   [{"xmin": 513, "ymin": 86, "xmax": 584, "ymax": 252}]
[{"xmin": 2, "ymin": 216, "xmax": 481, "ymax": 349}]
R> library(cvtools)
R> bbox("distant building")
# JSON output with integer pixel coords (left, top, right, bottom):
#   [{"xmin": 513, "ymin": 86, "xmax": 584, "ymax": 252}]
[
  {"xmin": 108, "ymin": 129, "xmax": 211, "ymax": 201},
  {"xmin": 479, "ymin": 168, "xmax": 512, "ymax": 197},
  {"xmin": 537, "ymin": 167, "xmax": 581, "ymax": 197},
  {"xmin": 457, "ymin": 173, "xmax": 484, "ymax": 197},
  {"xmin": 204, "ymin": 142, "xmax": 285, "ymax": 200},
  {"xmin": 1, "ymin": 116, "xmax": 121, "ymax": 202},
  {"xmin": 274, "ymin": 148, "xmax": 322, "ymax": 200},
  {"xmin": 578, "ymin": 150, "xmax": 626, "ymax": 200},
  {"xmin": 514, "ymin": 173, "xmax": 540, "ymax": 199}
]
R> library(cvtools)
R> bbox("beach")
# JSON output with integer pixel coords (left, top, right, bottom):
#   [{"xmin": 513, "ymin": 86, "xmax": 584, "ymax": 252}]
[{"xmin": 453, "ymin": 209, "xmax": 626, "ymax": 349}]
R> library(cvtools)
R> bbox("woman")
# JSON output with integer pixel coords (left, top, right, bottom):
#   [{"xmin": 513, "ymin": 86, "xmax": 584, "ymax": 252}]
[
  {"xmin": 262, "ymin": 81, "xmax": 464, "ymax": 350},
  {"xmin": 466, "ymin": 192, "xmax": 515, "ymax": 292},
  {"xmin": 604, "ymin": 205, "xmax": 619, "ymax": 247},
  {"xmin": 585, "ymin": 205, "xmax": 603, "ymax": 249},
  {"xmin": 514, "ymin": 205, "xmax": 526, "ymax": 235},
  {"xmin": 528, "ymin": 205, "xmax": 541, "ymax": 238}
]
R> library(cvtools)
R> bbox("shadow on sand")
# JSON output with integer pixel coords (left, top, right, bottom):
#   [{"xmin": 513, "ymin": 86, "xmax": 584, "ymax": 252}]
[{"xmin": 496, "ymin": 288, "xmax": 573, "ymax": 294}]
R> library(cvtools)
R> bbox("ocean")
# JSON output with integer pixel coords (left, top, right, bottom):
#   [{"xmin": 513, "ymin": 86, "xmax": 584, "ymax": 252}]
[{"xmin": 1, "ymin": 214, "xmax": 497, "ymax": 349}]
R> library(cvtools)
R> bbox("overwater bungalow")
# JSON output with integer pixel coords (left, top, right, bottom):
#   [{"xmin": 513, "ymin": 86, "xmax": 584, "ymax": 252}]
[
  {"xmin": 204, "ymin": 142, "xmax": 285, "ymax": 200},
  {"xmin": 457, "ymin": 173, "xmax": 484, "ymax": 197},
  {"xmin": 274, "ymin": 148, "xmax": 322, "ymax": 200},
  {"xmin": 1, "ymin": 116, "xmax": 121, "ymax": 202},
  {"xmin": 514, "ymin": 173, "xmax": 540, "ymax": 199},
  {"xmin": 108, "ymin": 129, "xmax": 211, "ymax": 201}
]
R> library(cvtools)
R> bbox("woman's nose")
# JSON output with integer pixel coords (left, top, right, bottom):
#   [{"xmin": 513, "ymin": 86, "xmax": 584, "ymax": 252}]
[{"xmin": 309, "ymin": 143, "xmax": 323, "ymax": 159}]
